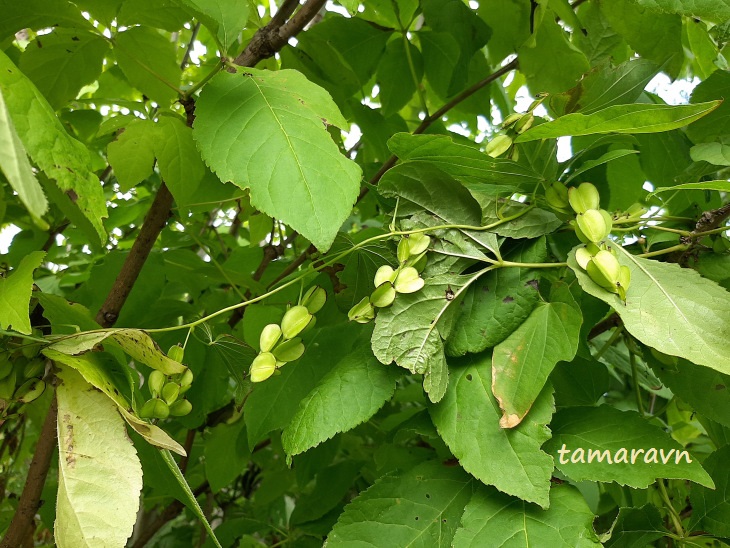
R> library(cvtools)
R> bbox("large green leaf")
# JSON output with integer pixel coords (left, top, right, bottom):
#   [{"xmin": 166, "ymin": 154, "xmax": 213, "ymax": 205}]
[
  {"xmin": 624, "ymin": 0, "xmax": 730, "ymax": 22},
  {"xmin": 19, "ymin": 29, "xmax": 109, "ymax": 110},
  {"xmin": 376, "ymin": 37, "xmax": 422, "ymax": 117},
  {"xmin": 452, "ymin": 485, "xmax": 600, "ymax": 547},
  {"xmin": 372, "ymin": 273, "xmax": 479, "ymax": 403},
  {"xmin": 430, "ymin": 354, "xmax": 555, "ymax": 508},
  {"xmin": 106, "ymin": 118, "xmax": 157, "ymax": 191},
  {"xmin": 115, "ymin": 26, "xmax": 182, "ymax": 105},
  {"xmin": 180, "ymin": 0, "xmax": 249, "ymax": 50},
  {"xmin": 0, "ymin": 89, "xmax": 47, "ymax": 221},
  {"xmin": 568, "ymin": 246, "xmax": 730, "ymax": 375},
  {"xmin": 154, "ymin": 116, "xmax": 206, "ymax": 206},
  {"xmin": 648, "ymin": 180, "xmax": 730, "ymax": 196},
  {"xmin": 605, "ymin": 505, "xmax": 670, "ymax": 548},
  {"xmin": 282, "ymin": 350, "xmax": 400, "ymax": 457},
  {"xmin": 0, "ymin": 251, "xmax": 45, "ymax": 334},
  {"xmin": 687, "ymin": 70, "xmax": 730, "ymax": 142},
  {"xmin": 55, "ymin": 367, "xmax": 143, "ymax": 547},
  {"xmin": 689, "ymin": 445, "xmax": 730, "ymax": 538},
  {"xmin": 516, "ymin": 101, "xmax": 721, "ymax": 142},
  {"xmin": 193, "ymin": 68, "xmax": 361, "ymax": 251},
  {"xmin": 543, "ymin": 406, "xmax": 714, "ymax": 488},
  {"xmin": 326, "ymin": 461, "xmax": 474, "ymax": 547},
  {"xmin": 0, "ymin": 51, "xmax": 107, "ymax": 242},
  {"xmin": 446, "ymin": 239, "xmax": 545, "ymax": 356},
  {"xmin": 0, "ymin": 0, "xmax": 93, "ymax": 40},
  {"xmin": 492, "ymin": 283, "xmax": 582, "ymax": 428}
]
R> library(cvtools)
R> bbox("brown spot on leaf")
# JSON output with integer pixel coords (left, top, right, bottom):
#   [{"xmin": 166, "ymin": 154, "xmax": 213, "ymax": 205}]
[
  {"xmin": 715, "ymin": 384, "xmax": 726, "ymax": 391},
  {"xmin": 525, "ymin": 279, "xmax": 539, "ymax": 290},
  {"xmin": 503, "ymin": 296, "xmax": 514, "ymax": 303}
]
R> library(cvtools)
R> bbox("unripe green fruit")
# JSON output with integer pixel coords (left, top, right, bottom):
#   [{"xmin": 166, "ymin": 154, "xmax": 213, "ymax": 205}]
[
  {"xmin": 0, "ymin": 356, "xmax": 14, "ymax": 381},
  {"xmin": 167, "ymin": 344, "xmax": 184, "ymax": 363},
  {"xmin": 587, "ymin": 250, "xmax": 621, "ymax": 293},
  {"xmin": 348, "ymin": 297, "xmax": 375, "ymax": 323},
  {"xmin": 545, "ymin": 182, "xmax": 569, "ymax": 212},
  {"xmin": 302, "ymin": 286, "xmax": 327, "ymax": 314},
  {"xmin": 169, "ymin": 399, "xmax": 193, "ymax": 417},
  {"xmin": 514, "ymin": 113, "xmax": 534, "ymax": 134},
  {"xmin": 568, "ymin": 183, "xmax": 600, "ymax": 214},
  {"xmin": 407, "ymin": 253, "xmax": 428, "ymax": 273},
  {"xmin": 617, "ymin": 265, "xmax": 631, "ymax": 301},
  {"xmin": 576, "ymin": 209, "xmax": 610, "ymax": 243},
  {"xmin": 374, "ymin": 265, "xmax": 396, "ymax": 288},
  {"xmin": 17, "ymin": 379, "xmax": 46, "ymax": 403},
  {"xmin": 371, "ymin": 282, "xmax": 396, "ymax": 308},
  {"xmin": 259, "ymin": 323, "xmax": 282, "ymax": 353},
  {"xmin": 572, "ymin": 221, "xmax": 590, "ymax": 244},
  {"xmin": 23, "ymin": 358, "xmax": 45, "ymax": 379},
  {"xmin": 486, "ymin": 134, "xmax": 513, "ymax": 158},
  {"xmin": 161, "ymin": 382, "xmax": 180, "ymax": 405},
  {"xmin": 281, "ymin": 305, "xmax": 313, "ymax": 339},
  {"xmin": 250, "ymin": 352, "xmax": 277, "ymax": 383},
  {"xmin": 394, "ymin": 266, "xmax": 424, "ymax": 294},
  {"xmin": 502, "ymin": 113, "xmax": 522, "ymax": 128},
  {"xmin": 397, "ymin": 239, "xmax": 411, "ymax": 263},
  {"xmin": 140, "ymin": 398, "xmax": 170, "ymax": 420},
  {"xmin": 272, "ymin": 338, "xmax": 305, "ymax": 362},
  {"xmin": 575, "ymin": 246, "xmax": 593, "ymax": 270},
  {"xmin": 0, "ymin": 369, "xmax": 17, "ymax": 400},
  {"xmin": 407, "ymin": 234, "xmax": 431, "ymax": 256},
  {"xmin": 179, "ymin": 368, "xmax": 193, "ymax": 388},
  {"xmin": 148, "ymin": 370, "xmax": 166, "ymax": 398}
]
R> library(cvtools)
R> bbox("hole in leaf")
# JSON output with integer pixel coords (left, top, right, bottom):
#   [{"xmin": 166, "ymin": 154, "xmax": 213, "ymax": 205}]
[{"xmin": 466, "ymin": 374, "xmax": 473, "ymax": 381}]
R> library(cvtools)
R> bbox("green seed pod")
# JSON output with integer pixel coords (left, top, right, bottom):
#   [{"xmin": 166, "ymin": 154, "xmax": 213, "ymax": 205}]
[
  {"xmin": 407, "ymin": 233, "xmax": 431, "ymax": 256},
  {"xmin": 23, "ymin": 358, "xmax": 45, "ymax": 379},
  {"xmin": 545, "ymin": 182, "xmax": 570, "ymax": 212},
  {"xmin": 148, "ymin": 370, "xmax": 166, "ymax": 399},
  {"xmin": 571, "ymin": 220, "xmax": 590, "ymax": 244},
  {"xmin": 397, "ymin": 238, "xmax": 411, "ymax": 263},
  {"xmin": 259, "ymin": 323, "xmax": 282, "ymax": 353},
  {"xmin": 139, "ymin": 399, "xmax": 158, "ymax": 419},
  {"xmin": 600, "ymin": 209, "xmax": 613, "ymax": 235},
  {"xmin": 514, "ymin": 113, "xmax": 534, "ymax": 134},
  {"xmin": 575, "ymin": 246, "xmax": 593, "ymax": 270},
  {"xmin": 17, "ymin": 379, "xmax": 46, "ymax": 403},
  {"xmin": 348, "ymin": 297, "xmax": 375, "ymax": 323},
  {"xmin": 0, "ymin": 356, "xmax": 14, "ymax": 381},
  {"xmin": 250, "ymin": 352, "xmax": 277, "ymax": 383},
  {"xmin": 586, "ymin": 261, "xmax": 617, "ymax": 293},
  {"xmin": 374, "ymin": 265, "xmax": 396, "ymax": 288},
  {"xmin": 587, "ymin": 250, "xmax": 621, "ymax": 293},
  {"xmin": 568, "ymin": 182, "xmax": 600, "ymax": 214},
  {"xmin": 407, "ymin": 252, "xmax": 428, "ymax": 273},
  {"xmin": 281, "ymin": 305, "xmax": 313, "ymax": 340},
  {"xmin": 21, "ymin": 343, "xmax": 40, "ymax": 360},
  {"xmin": 370, "ymin": 282, "xmax": 396, "ymax": 308},
  {"xmin": 161, "ymin": 382, "xmax": 180, "ymax": 405},
  {"xmin": 576, "ymin": 209, "xmax": 610, "ymax": 243},
  {"xmin": 169, "ymin": 399, "xmax": 193, "ymax": 417},
  {"xmin": 272, "ymin": 338, "xmax": 305, "ymax": 363},
  {"xmin": 167, "ymin": 344, "xmax": 184, "ymax": 363},
  {"xmin": 152, "ymin": 399, "xmax": 170, "ymax": 419},
  {"xmin": 179, "ymin": 368, "xmax": 193, "ymax": 388},
  {"xmin": 302, "ymin": 286, "xmax": 327, "ymax": 314},
  {"xmin": 394, "ymin": 267, "xmax": 424, "ymax": 294},
  {"xmin": 618, "ymin": 265, "xmax": 631, "ymax": 290},
  {"xmin": 502, "ymin": 113, "xmax": 522, "ymax": 128},
  {"xmin": 0, "ymin": 369, "xmax": 17, "ymax": 400},
  {"xmin": 485, "ymin": 134, "xmax": 513, "ymax": 158}
]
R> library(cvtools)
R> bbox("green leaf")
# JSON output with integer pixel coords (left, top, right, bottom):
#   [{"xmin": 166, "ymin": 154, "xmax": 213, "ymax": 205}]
[
  {"xmin": 0, "ymin": 251, "xmax": 45, "ymax": 334},
  {"xmin": 155, "ymin": 116, "xmax": 206, "ymax": 206},
  {"xmin": 19, "ymin": 29, "xmax": 109, "ymax": 110},
  {"xmin": 244, "ymin": 323, "xmax": 365, "ymax": 448},
  {"xmin": 44, "ymin": 349, "xmax": 186, "ymax": 455},
  {"xmin": 204, "ymin": 418, "xmax": 249, "ymax": 493},
  {"xmin": 0, "ymin": 88, "xmax": 47, "ymax": 221},
  {"xmin": 446, "ymin": 238, "xmax": 545, "ymax": 356},
  {"xmin": 0, "ymin": 0, "xmax": 93, "ymax": 40},
  {"xmin": 518, "ymin": 11, "xmax": 590, "ymax": 94},
  {"xmin": 115, "ymin": 26, "xmax": 182, "ymax": 105},
  {"xmin": 282, "ymin": 350, "xmax": 399, "ymax": 457},
  {"xmin": 418, "ymin": 31, "xmax": 461, "ymax": 100},
  {"xmin": 452, "ymin": 485, "xmax": 601, "ymax": 547},
  {"xmin": 180, "ymin": 0, "xmax": 249, "ymax": 50},
  {"xmin": 565, "ymin": 149, "xmax": 640, "ymax": 183},
  {"xmin": 193, "ymin": 68, "xmax": 361, "ymax": 251},
  {"xmin": 388, "ymin": 133, "xmax": 544, "ymax": 188},
  {"xmin": 106, "ymin": 118, "xmax": 157, "ymax": 191},
  {"xmin": 604, "ymin": 504, "xmax": 670, "ymax": 548},
  {"xmin": 117, "ymin": 0, "xmax": 191, "ymax": 32},
  {"xmin": 430, "ymin": 354, "xmax": 555, "ymax": 508},
  {"xmin": 376, "ymin": 36, "xmax": 422, "ymax": 117},
  {"xmin": 372, "ymin": 273, "xmax": 479, "ymax": 403},
  {"xmin": 516, "ymin": 101, "xmax": 721, "ymax": 142},
  {"xmin": 690, "ymin": 140, "xmax": 730, "ymax": 166},
  {"xmin": 568, "ymin": 246, "xmax": 730, "ymax": 375},
  {"xmin": 326, "ymin": 461, "xmax": 474, "ymax": 547},
  {"xmin": 600, "ymin": 0, "xmax": 683, "ymax": 78},
  {"xmin": 687, "ymin": 70, "xmax": 730, "ymax": 142},
  {"xmin": 55, "ymin": 367, "xmax": 143, "ymax": 548},
  {"xmin": 543, "ymin": 406, "xmax": 714, "ymax": 488},
  {"xmin": 492, "ymin": 283, "xmax": 582, "ymax": 428},
  {"xmin": 648, "ymin": 180, "xmax": 730, "ymax": 196},
  {"xmin": 623, "ymin": 0, "xmax": 730, "ymax": 22},
  {"xmin": 689, "ymin": 445, "xmax": 730, "ymax": 538},
  {"xmin": 0, "ymin": 50, "xmax": 108, "ymax": 242}
]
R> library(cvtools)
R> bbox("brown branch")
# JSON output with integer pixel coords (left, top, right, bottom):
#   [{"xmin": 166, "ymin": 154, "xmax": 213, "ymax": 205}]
[
  {"xmin": 95, "ymin": 184, "xmax": 174, "ymax": 327},
  {"xmin": 0, "ymin": 394, "xmax": 58, "ymax": 548},
  {"xmin": 234, "ymin": 0, "xmax": 326, "ymax": 67},
  {"xmin": 676, "ymin": 202, "xmax": 730, "ymax": 266}
]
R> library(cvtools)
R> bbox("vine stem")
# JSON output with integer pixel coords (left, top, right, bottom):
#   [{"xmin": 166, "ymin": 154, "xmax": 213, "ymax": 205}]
[{"xmin": 657, "ymin": 479, "xmax": 686, "ymax": 538}]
